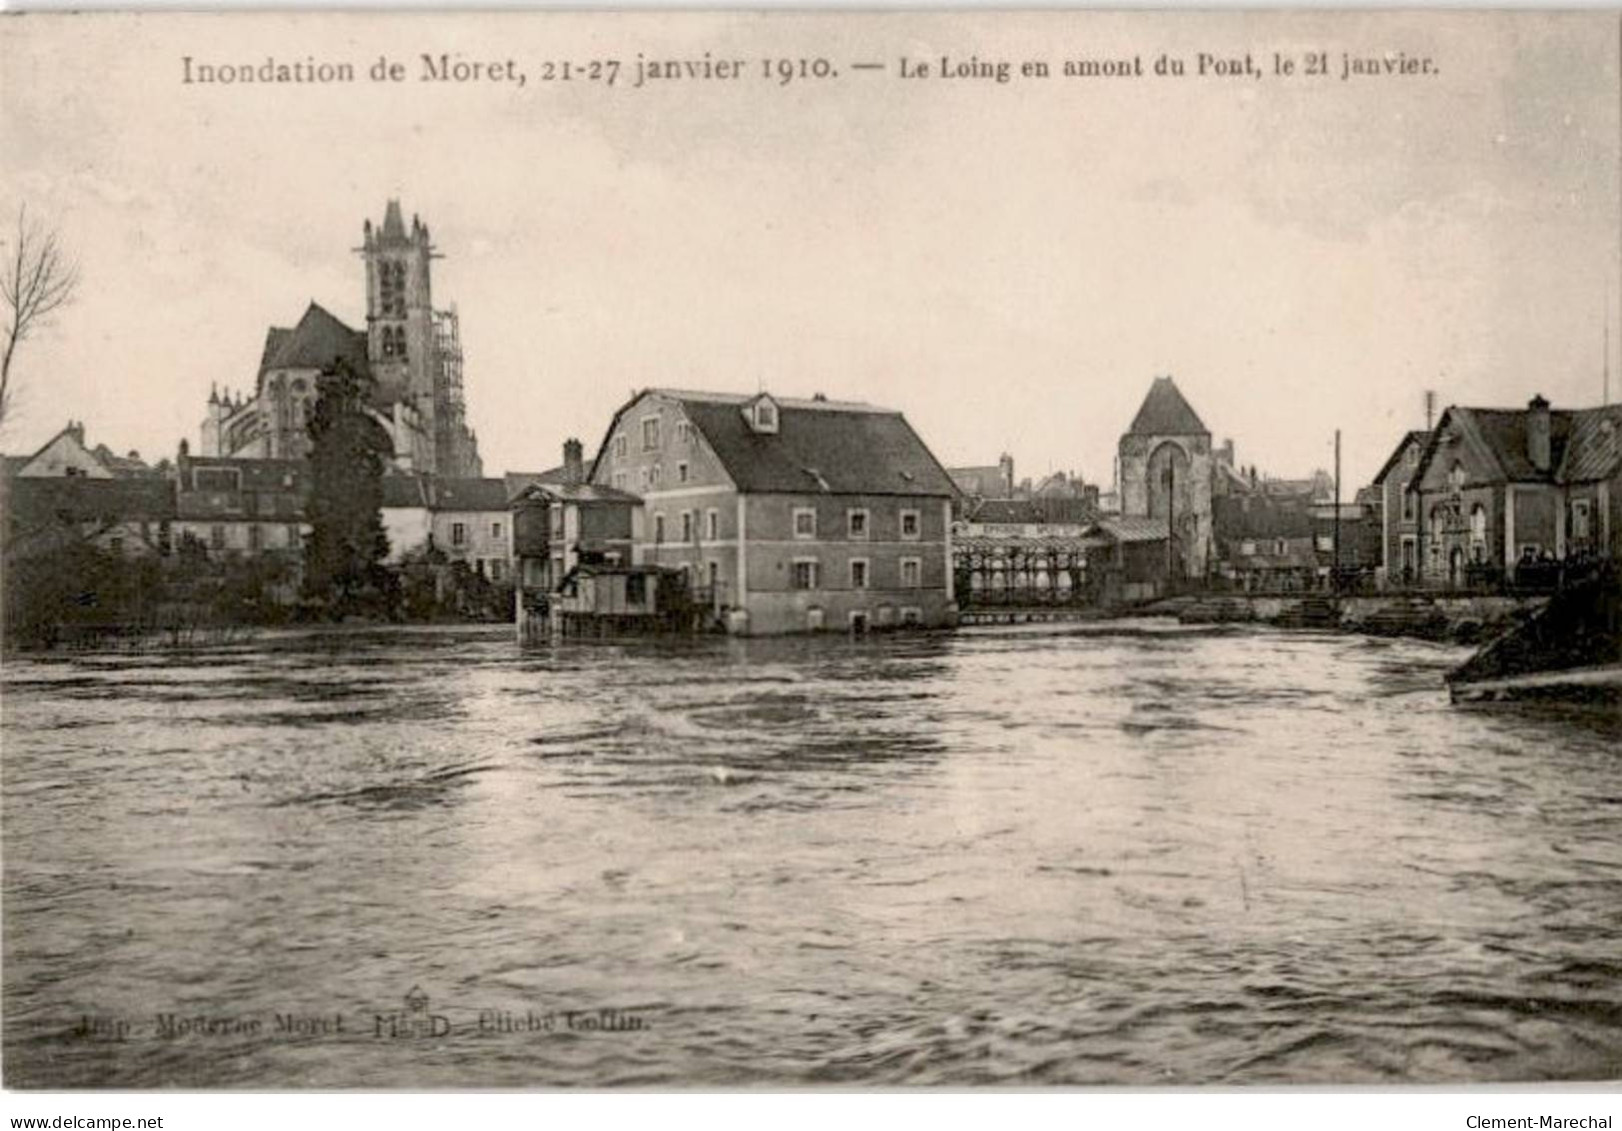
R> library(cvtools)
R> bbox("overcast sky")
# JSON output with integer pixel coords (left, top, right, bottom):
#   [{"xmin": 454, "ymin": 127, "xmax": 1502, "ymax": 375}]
[{"xmin": 2, "ymin": 10, "xmax": 1618, "ymax": 489}]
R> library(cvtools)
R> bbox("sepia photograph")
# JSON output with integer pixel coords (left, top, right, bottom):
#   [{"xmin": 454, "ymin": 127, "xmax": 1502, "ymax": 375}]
[{"xmin": 0, "ymin": 7, "xmax": 1619, "ymax": 1096}]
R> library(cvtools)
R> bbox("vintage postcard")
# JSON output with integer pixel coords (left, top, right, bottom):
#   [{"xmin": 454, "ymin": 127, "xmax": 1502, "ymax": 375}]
[{"xmin": 1, "ymin": 8, "xmax": 1619, "ymax": 1094}]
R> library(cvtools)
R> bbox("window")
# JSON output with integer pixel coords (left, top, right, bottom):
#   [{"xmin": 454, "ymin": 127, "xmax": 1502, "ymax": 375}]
[
  {"xmin": 1274, "ymin": 538, "xmax": 1286, "ymax": 557},
  {"xmin": 677, "ymin": 462, "xmax": 689, "ymax": 484},
  {"xmin": 677, "ymin": 421, "xmax": 692, "ymax": 445},
  {"xmin": 1448, "ymin": 461, "xmax": 1466, "ymax": 491},
  {"xmin": 707, "ymin": 560, "xmax": 720, "ymax": 590},
  {"xmin": 614, "ymin": 435, "xmax": 628, "ymax": 459},
  {"xmin": 490, "ymin": 559, "xmax": 506, "ymax": 582},
  {"xmin": 654, "ymin": 514, "xmax": 666, "ymax": 544},
  {"xmin": 681, "ymin": 511, "xmax": 693, "ymax": 543},
  {"xmin": 1573, "ymin": 500, "xmax": 1592, "ymax": 541},
  {"xmin": 793, "ymin": 507, "xmax": 817, "ymax": 539},
  {"xmin": 1240, "ymin": 539, "xmax": 1256, "ymax": 556},
  {"xmin": 287, "ymin": 524, "xmax": 300, "ymax": 549},
  {"xmin": 475, "ymin": 559, "xmax": 486, "ymax": 578},
  {"xmin": 1315, "ymin": 535, "xmax": 1332, "ymax": 553},
  {"xmin": 452, "ymin": 522, "xmax": 467, "ymax": 547},
  {"xmin": 108, "ymin": 536, "xmax": 124, "ymax": 556},
  {"xmin": 900, "ymin": 509, "xmax": 920, "ymax": 540},
  {"xmin": 792, "ymin": 559, "xmax": 820, "ymax": 590},
  {"xmin": 491, "ymin": 521, "xmax": 503, "ymax": 540},
  {"xmin": 900, "ymin": 557, "xmax": 921, "ymax": 588},
  {"xmin": 210, "ymin": 524, "xmax": 226, "ymax": 550},
  {"xmin": 848, "ymin": 509, "xmax": 869, "ymax": 540},
  {"xmin": 754, "ymin": 401, "xmax": 778, "ymax": 432},
  {"xmin": 706, "ymin": 509, "xmax": 719, "ymax": 541},
  {"xmin": 651, "ymin": 464, "xmax": 662, "ymax": 487},
  {"xmin": 612, "ymin": 471, "xmax": 627, "ymax": 491},
  {"xmin": 627, "ymin": 573, "xmax": 646, "ymax": 604},
  {"xmin": 248, "ymin": 524, "xmax": 263, "ymax": 553},
  {"xmin": 551, "ymin": 506, "xmax": 564, "ymax": 536},
  {"xmin": 849, "ymin": 610, "xmax": 870, "ymax": 633},
  {"xmin": 850, "ymin": 559, "xmax": 869, "ymax": 589},
  {"xmin": 1469, "ymin": 504, "xmax": 1486, "ymax": 546},
  {"xmin": 1400, "ymin": 481, "xmax": 1414, "ymax": 522},
  {"xmin": 1401, "ymin": 537, "xmax": 1416, "ymax": 573},
  {"xmin": 642, "ymin": 417, "xmax": 661, "ymax": 451}
]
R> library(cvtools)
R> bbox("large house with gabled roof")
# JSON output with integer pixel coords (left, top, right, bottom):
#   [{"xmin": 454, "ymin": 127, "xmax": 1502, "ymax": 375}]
[
  {"xmin": 1411, "ymin": 395, "xmax": 1622, "ymax": 585},
  {"xmin": 587, "ymin": 388, "xmax": 959, "ymax": 634}
]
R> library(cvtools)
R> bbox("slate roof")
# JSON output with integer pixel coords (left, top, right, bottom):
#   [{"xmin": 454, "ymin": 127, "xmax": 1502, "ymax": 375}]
[
  {"xmin": 625, "ymin": 390, "xmax": 956, "ymax": 498},
  {"xmin": 964, "ymin": 497, "xmax": 1096, "ymax": 526},
  {"xmin": 516, "ymin": 482, "xmax": 641, "ymax": 505},
  {"xmin": 260, "ymin": 303, "xmax": 369, "ymax": 374},
  {"xmin": 1371, "ymin": 430, "xmax": 1431, "ymax": 486},
  {"xmin": 1416, "ymin": 405, "xmax": 1582, "ymax": 485},
  {"xmin": 2, "ymin": 476, "xmax": 176, "ymax": 530},
  {"xmin": 1555, "ymin": 405, "xmax": 1622, "ymax": 484},
  {"xmin": 504, "ymin": 470, "xmax": 565, "ymax": 497},
  {"xmin": 1127, "ymin": 377, "xmax": 1208, "ymax": 437},
  {"xmin": 1095, "ymin": 515, "xmax": 1171, "ymax": 544},
  {"xmin": 181, "ymin": 457, "xmax": 309, "ymax": 494},
  {"xmin": 948, "ymin": 465, "xmax": 1009, "ymax": 496},
  {"xmin": 259, "ymin": 327, "xmax": 291, "ymax": 371},
  {"xmin": 381, "ymin": 475, "xmax": 433, "ymax": 509},
  {"xmin": 431, "ymin": 477, "xmax": 510, "ymax": 512},
  {"xmin": 382, "ymin": 475, "xmax": 525, "ymax": 511}
]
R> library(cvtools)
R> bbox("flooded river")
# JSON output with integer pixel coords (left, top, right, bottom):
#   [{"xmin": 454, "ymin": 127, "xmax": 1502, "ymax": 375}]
[{"xmin": 3, "ymin": 621, "xmax": 1620, "ymax": 1087}]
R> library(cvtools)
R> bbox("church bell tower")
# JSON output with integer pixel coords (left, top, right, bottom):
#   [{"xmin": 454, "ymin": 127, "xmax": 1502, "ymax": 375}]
[{"xmin": 362, "ymin": 200, "xmax": 437, "ymax": 445}]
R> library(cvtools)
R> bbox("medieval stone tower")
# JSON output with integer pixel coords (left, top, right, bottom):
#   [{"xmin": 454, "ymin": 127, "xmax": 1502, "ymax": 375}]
[
  {"xmin": 1118, "ymin": 375, "xmax": 1214, "ymax": 579},
  {"xmin": 360, "ymin": 200, "xmax": 482, "ymax": 477}
]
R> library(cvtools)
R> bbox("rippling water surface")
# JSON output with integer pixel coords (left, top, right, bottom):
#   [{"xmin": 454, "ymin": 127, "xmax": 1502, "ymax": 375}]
[{"xmin": 4, "ymin": 621, "xmax": 1620, "ymax": 1087}]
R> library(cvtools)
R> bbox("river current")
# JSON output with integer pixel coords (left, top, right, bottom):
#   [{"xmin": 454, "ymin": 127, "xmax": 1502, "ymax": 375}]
[{"xmin": 3, "ymin": 621, "xmax": 1619, "ymax": 1087}]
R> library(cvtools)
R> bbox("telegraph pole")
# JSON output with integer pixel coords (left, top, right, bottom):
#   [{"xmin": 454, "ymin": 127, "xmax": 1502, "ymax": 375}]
[
  {"xmin": 1333, "ymin": 429, "xmax": 1342, "ymax": 591},
  {"xmin": 1166, "ymin": 458, "xmax": 1176, "ymax": 591}
]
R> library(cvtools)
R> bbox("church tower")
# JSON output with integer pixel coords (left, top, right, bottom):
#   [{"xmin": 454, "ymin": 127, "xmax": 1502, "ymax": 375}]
[
  {"xmin": 362, "ymin": 200, "xmax": 436, "ymax": 419},
  {"xmin": 1118, "ymin": 375, "xmax": 1214, "ymax": 579},
  {"xmin": 359, "ymin": 200, "xmax": 481, "ymax": 476}
]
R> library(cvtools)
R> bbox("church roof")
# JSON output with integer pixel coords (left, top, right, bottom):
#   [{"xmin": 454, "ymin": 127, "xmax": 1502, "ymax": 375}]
[
  {"xmin": 380, "ymin": 199, "xmax": 408, "ymax": 245},
  {"xmin": 260, "ymin": 302, "xmax": 368, "ymax": 374},
  {"xmin": 1127, "ymin": 376, "xmax": 1209, "ymax": 437}
]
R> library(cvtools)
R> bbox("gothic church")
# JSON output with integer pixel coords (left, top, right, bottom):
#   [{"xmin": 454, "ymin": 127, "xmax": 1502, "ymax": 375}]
[{"xmin": 198, "ymin": 200, "xmax": 482, "ymax": 477}]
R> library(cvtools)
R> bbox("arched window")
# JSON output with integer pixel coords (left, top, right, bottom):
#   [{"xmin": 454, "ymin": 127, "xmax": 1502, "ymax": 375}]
[
  {"xmin": 1448, "ymin": 461, "xmax": 1466, "ymax": 491},
  {"xmin": 1469, "ymin": 504, "xmax": 1486, "ymax": 543}
]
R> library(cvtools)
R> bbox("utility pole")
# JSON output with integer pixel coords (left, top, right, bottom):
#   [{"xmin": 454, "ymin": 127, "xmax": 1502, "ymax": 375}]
[
  {"xmin": 1333, "ymin": 429, "xmax": 1342, "ymax": 592},
  {"xmin": 1166, "ymin": 458, "xmax": 1176, "ymax": 592}
]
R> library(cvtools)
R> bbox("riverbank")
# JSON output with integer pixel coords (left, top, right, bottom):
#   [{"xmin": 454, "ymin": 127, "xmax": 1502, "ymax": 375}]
[{"xmin": 1151, "ymin": 592, "xmax": 1546, "ymax": 644}]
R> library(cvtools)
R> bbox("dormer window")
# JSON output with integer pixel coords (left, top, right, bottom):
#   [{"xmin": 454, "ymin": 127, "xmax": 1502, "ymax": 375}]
[{"xmin": 745, "ymin": 394, "xmax": 780, "ymax": 435}]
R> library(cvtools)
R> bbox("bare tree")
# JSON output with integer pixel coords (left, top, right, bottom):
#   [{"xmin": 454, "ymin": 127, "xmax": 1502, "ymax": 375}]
[{"xmin": 1, "ymin": 204, "xmax": 80, "ymax": 430}]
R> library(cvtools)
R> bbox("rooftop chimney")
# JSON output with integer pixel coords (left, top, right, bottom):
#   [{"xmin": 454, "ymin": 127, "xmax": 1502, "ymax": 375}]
[
  {"xmin": 563, "ymin": 437, "xmax": 584, "ymax": 485},
  {"xmin": 1527, "ymin": 394, "xmax": 1551, "ymax": 473}
]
